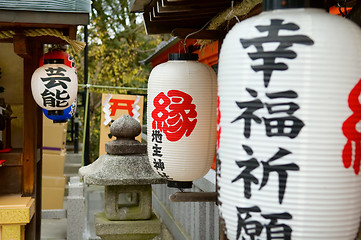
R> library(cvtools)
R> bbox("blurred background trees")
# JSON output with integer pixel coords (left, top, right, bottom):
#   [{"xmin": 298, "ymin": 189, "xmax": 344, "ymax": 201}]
[{"xmin": 70, "ymin": 0, "xmax": 170, "ymax": 162}]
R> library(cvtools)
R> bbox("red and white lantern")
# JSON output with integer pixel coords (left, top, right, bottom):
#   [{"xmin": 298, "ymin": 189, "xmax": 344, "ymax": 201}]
[
  {"xmin": 31, "ymin": 63, "xmax": 78, "ymax": 110},
  {"xmin": 39, "ymin": 49, "xmax": 77, "ymax": 72},
  {"xmin": 218, "ymin": 2, "xmax": 361, "ymax": 240},
  {"xmin": 147, "ymin": 53, "xmax": 217, "ymax": 188}
]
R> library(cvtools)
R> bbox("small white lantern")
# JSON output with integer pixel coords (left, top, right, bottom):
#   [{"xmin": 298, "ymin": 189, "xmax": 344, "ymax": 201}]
[
  {"xmin": 147, "ymin": 53, "xmax": 217, "ymax": 188},
  {"xmin": 218, "ymin": 1, "xmax": 361, "ymax": 240},
  {"xmin": 31, "ymin": 64, "xmax": 78, "ymax": 110}
]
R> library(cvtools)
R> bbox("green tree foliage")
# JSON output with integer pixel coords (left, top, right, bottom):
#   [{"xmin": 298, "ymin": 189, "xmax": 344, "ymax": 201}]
[{"xmin": 72, "ymin": 0, "xmax": 169, "ymax": 162}]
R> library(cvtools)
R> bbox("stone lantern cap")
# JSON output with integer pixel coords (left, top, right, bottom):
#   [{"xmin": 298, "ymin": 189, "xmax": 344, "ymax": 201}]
[
  {"xmin": 106, "ymin": 115, "xmax": 146, "ymax": 155},
  {"xmin": 79, "ymin": 115, "xmax": 166, "ymax": 186}
]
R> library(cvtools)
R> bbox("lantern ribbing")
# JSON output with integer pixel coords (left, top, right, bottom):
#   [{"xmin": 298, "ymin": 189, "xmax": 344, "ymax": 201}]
[{"xmin": 217, "ymin": 5, "xmax": 361, "ymax": 240}]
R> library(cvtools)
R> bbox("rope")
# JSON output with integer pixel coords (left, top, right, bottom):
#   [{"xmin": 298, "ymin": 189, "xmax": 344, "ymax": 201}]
[
  {"xmin": 24, "ymin": 28, "xmax": 86, "ymax": 53},
  {"xmin": 207, "ymin": 0, "xmax": 262, "ymax": 31},
  {"xmin": 0, "ymin": 28, "xmax": 86, "ymax": 53},
  {"xmin": 0, "ymin": 30, "xmax": 15, "ymax": 39},
  {"xmin": 197, "ymin": 0, "xmax": 262, "ymax": 47}
]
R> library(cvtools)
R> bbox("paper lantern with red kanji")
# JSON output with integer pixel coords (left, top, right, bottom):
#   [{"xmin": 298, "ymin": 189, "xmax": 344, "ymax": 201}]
[
  {"xmin": 217, "ymin": 2, "xmax": 361, "ymax": 240},
  {"xmin": 147, "ymin": 53, "xmax": 217, "ymax": 188},
  {"xmin": 31, "ymin": 64, "xmax": 78, "ymax": 110}
]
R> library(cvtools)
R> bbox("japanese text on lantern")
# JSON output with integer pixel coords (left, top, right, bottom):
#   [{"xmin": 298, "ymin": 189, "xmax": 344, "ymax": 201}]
[
  {"xmin": 342, "ymin": 80, "xmax": 361, "ymax": 175},
  {"xmin": 151, "ymin": 129, "xmax": 170, "ymax": 179},
  {"xmin": 152, "ymin": 90, "xmax": 197, "ymax": 142},
  {"xmin": 41, "ymin": 66, "xmax": 71, "ymax": 108},
  {"xmin": 230, "ymin": 19, "xmax": 314, "ymax": 240},
  {"xmin": 151, "ymin": 90, "xmax": 197, "ymax": 178}
]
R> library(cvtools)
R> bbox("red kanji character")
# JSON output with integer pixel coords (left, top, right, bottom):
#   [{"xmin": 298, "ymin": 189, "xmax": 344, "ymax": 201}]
[
  {"xmin": 152, "ymin": 92, "xmax": 171, "ymax": 133},
  {"xmin": 342, "ymin": 79, "xmax": 361, "ymax": 175},
  {"xmin": 152, "ymin": 90, "xmax": 197, "ymax": 142}
]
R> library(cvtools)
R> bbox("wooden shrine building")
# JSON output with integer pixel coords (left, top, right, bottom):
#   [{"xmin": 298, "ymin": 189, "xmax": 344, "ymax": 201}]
[{"xmin": 0, "ymin": 1, "xmax": 89, "ymax": 239}]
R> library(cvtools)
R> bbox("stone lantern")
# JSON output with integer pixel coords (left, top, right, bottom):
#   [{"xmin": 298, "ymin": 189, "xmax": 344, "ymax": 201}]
[{"xmin": 79, "ymin": 115, "xmax": 166, "ymax": 240}]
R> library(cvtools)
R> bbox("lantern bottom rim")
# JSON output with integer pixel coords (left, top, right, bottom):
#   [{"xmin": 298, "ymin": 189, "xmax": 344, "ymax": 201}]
[{"xmin": 167, "ymin": 180, "xmax": 193, "ymax": 189}]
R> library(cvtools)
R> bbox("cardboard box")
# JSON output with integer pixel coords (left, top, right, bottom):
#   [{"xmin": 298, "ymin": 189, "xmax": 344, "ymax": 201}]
[
  {"xmin": 43, "ymin": 114, "xmax": 67, "ymax": 127},
  {"xmin": 42, "ymin": 148, "xmax": 66, "ymax": 155},
  {"xmin": 43, "ymin": 124, "xmax": 67, "ymax": 150},
  {"xmin": 42, "ymin": 176, "xmax": 66, "ymax": 210},
  {"xmin": 42, "ymin": 151, "xmax": 66, "ymax": 177},
  {"xmin": 43, "ymin": 114, "xmax": 67, "ymax": 149}
]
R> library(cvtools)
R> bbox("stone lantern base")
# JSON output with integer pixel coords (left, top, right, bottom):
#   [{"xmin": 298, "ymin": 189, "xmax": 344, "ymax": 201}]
[
  {"xmin": 94, "ymin": 212, "xmax": 161, "ymax": 240},
  {"xmin": 105, "ymin": 185, "xmax": 152, "ymax": 220}
]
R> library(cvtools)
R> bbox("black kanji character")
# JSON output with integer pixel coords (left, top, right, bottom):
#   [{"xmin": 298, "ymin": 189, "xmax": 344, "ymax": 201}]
[
  {"xmin": 55, "ymin": 90, "xmax": 70, "ymax": 100},
  {"xmin": 41, "ymin": 76, "xmax": 71, "ymax": 89},
  {"xmin": 152, "ymin": 143, "xmax": 163, "ymax": 157},
  {"xmin": 42, "ymin": 96, "xmax": 56, "ymax": 108},
  {"xmin": 152, "ymin": 130, "xmax": 163, "ymax": 143},
  {"xmin": 232, "ymin": 88, "xmax": 263, "ymax": 138},
  {"xmin": 41, "ymin": 89, "xmax": 70, "ymax": 108},
  {"xmin": 260, "ymin": 148, "xmax": 299, "ymax": 204},
  {"xmin": 240, "ymin": 19, "xmax": 314, "ymax": 87},
  {"xmin": 236, "ymin": 206, "xmax": 263, "ymax": 240},
  {"xmin": 264, "ymin": 90, "xmax": 304, "ymax": 138},
  {"xmin": 262, "ymin": 212, "xmax": 292, "ymax": 240},
  {"xmin": 264, "ymin": 116, "xmax": 304, "ymax": 139},
  {"xmin": 45, "ymin": 66, "xmax": 67, "ymax": 76},
  {"xmin": 232, "ymin": 145, "xmax": 260, "ymax": 199},
  {"xmin": 153, "ymin": 159, "xmax": 165, "ymax": 171}
]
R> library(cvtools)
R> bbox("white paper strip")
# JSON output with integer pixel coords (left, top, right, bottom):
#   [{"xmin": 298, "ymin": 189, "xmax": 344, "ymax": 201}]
[
  {"xmin": 132, "ymin": 95, "xmax": 141, "ymax": 122},
  {"xmin": 102, "ymin": 94, "xmax": 113, "ymax": 126}
]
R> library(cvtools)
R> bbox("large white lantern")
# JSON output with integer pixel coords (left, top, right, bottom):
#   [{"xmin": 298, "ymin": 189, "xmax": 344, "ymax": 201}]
[
  {"xmin": 147, "ymin": 53, "xmax": 217, "ymax": 188},
  {"xmin": 218, "ymin": 1, "xmax": 361, "ymax": 240},
  {"xmin": 31, "ymin": 64, "xmax": 78, "ymax": 110}
]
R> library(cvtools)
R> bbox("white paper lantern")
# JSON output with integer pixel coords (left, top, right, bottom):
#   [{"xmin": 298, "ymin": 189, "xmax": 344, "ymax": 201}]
[
  {"xmin": 147, "ymin": 53, "xmax": 217, "ymax": 188},
  {"xmin": 218, "ymin": 3, "xmax": 361, "ymax": 240},
  {"xmin": 31, "ymin": 64, "xmax": 78, "ymax": 110}
]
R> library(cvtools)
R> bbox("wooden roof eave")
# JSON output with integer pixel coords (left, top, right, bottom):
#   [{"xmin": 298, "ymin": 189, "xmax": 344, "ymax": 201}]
[
  {"xmin": 0, "ymin": 9, "xmax": 89, "ymax": 55},
  {"xmin": 0, "ymin": 9, "xmax": 89, "ymax": 26}
]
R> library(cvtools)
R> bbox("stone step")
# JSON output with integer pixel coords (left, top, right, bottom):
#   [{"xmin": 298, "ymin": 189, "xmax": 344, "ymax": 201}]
[
  {"xmin": 65, "ymin": 153, "xmax": 82, "ymax": 164},
  {"xmin": 64, "ymin": 173, "xmax": 80, "ymax": 184},
  {"xmin": 64, "ymin": 163, "xmax": 82, "ymax": 175}
]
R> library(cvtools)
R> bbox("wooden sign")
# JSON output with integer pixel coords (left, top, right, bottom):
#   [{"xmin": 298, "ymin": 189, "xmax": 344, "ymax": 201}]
[{"xmin": 99, "ymin": 93, "xmax": 144, "ymax": 156}]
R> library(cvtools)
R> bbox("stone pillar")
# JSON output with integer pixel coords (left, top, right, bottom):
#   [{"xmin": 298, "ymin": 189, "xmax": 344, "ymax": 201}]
[
  {"xmin": 67, "ymin": 176, "xmax": 85, "ymax": 240},
  {"xmin": 79, "ymin": 115, "xmax": 166, "ymax": 240}
]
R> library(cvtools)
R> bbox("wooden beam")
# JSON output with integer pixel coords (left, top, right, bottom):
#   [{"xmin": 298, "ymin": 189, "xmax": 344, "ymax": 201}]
[
  {"xmin": 13, "ymin": 31, "xmax": 31, "ymax": 58},
  {"xmin": 22, "ymin": 38, "xmax": 42, "ymax": 240},
  {"xmin": 23, "ymin": 38, "xmax": 42, "ymax": 196},
  {"xmin": 347, "ymin": 0, "xmax": 361, "ymax": 27},
  {"xmin": 156, "ymin": 1, "xmax": 227, "ymax": 14},
  {"xmin": 165, "ymin": 0, "xmax": 233, "ymax": 4},
  {"xmin": 169, "ymin": 192, "xmax": 217, "ymax": 202},
  {"xmin": 152, "ymin": 5, "xmax": 220, "ymax": 18},
  {"xmin": 130, "ymin": 0, "xmax": 152, "ymax": 12},
  {"xmin": 0, "ymin": 10, "xmax": 89, "ymax": 26},
  {"xmin": 68, "ymin": 26, "xmax": 77, "ymax": 40},
  {"xmin": 172, "ymin": 28, "xmax": 220, "ymax": 39}
]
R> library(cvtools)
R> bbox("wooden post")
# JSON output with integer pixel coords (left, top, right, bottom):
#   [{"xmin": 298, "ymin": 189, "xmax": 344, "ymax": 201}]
[
  {"xmin": 22, "ymin": 38, "xmax": 42, "ymax": 196},
  {"xmin": 22, "ymin": 38, "xmax": 43, "ymax": 240}
]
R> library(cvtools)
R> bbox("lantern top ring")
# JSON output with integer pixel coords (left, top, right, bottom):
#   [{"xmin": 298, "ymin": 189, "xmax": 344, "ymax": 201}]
[
  {"xmin": 168, "ymin": 53, "xmax": 198, "ymax": 61},
  {"xmin": 262, "ymin": 0, "xmax": 326, "ymax": 11}
]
